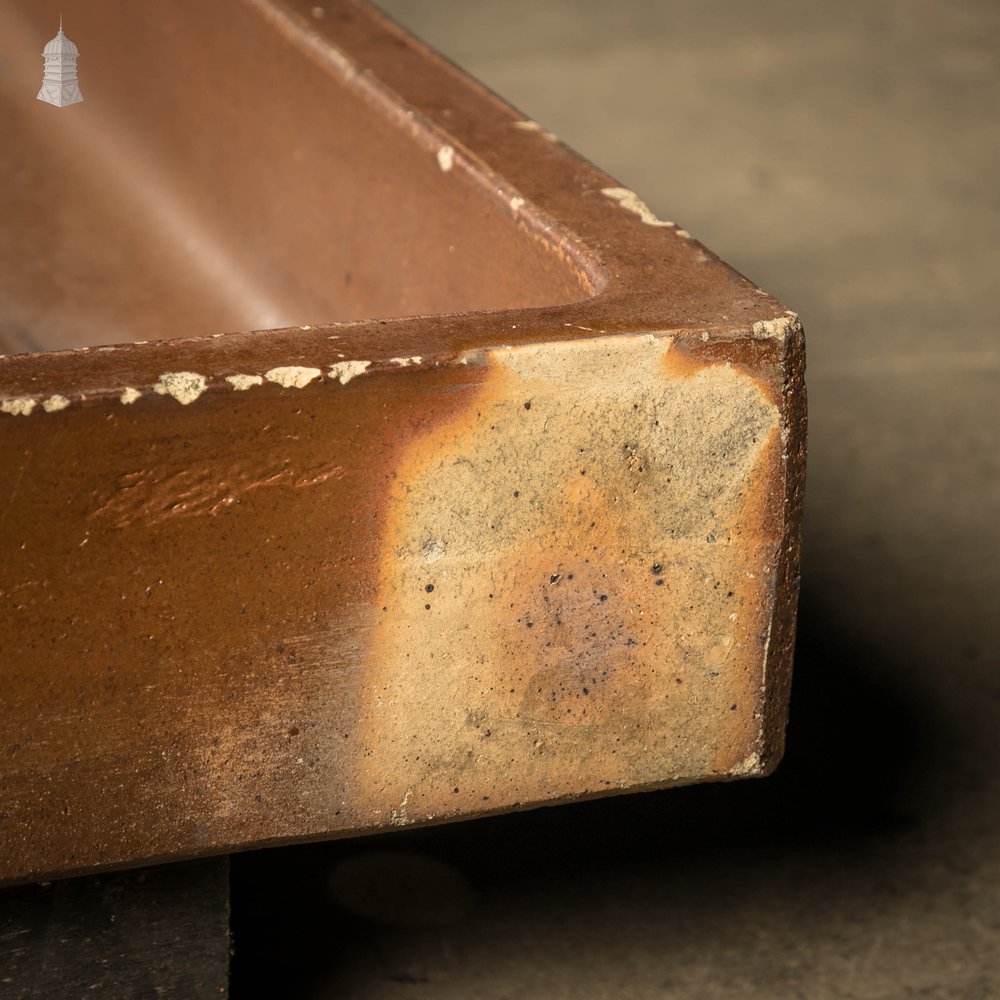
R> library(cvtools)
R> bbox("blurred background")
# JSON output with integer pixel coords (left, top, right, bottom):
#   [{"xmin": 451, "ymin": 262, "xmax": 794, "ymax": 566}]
[{"xmin": 228, "ymin": 1, "xmax": 1000, "ymax": 997}]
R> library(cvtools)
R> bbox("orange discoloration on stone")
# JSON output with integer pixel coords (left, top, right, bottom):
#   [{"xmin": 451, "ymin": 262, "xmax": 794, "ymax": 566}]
[{"xmin": 358, "ymin": 336, "xmax": 782, "ymax": 825}]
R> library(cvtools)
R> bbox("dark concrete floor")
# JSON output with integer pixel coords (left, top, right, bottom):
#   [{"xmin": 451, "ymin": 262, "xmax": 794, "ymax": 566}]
[{"xmin": 231, "ymin": 2, "xmax": 1000, "ymax": 997}]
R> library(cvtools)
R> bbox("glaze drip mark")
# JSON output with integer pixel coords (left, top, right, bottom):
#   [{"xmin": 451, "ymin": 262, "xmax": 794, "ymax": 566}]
[{"xmin": 89, "ymin": 458, "xmax": 345, "ymax": 528}]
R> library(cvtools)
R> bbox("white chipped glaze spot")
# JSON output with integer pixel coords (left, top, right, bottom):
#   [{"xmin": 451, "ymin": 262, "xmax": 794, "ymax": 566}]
[
  {"xmin": 730, "ymin": 751, "xmax": 764, "ymax": 776},
  {"xmin": 264, "ymin": 366, "xmax": 321, "ymax": 389},
  {"xmin": 120, "ymin": 387, "xmax": 141, "ymax": 405},
  {"xmin": 1, "ymin": 397, "xmax": 36, "ymax": 416},
  {"xmin": 751, "ymin": 312, "xmax": 801, "ymax": 341},
  {"xmin": 512, "ymin": 119, "xmax": 558, "ymax": 141},
  {"xmin": 42, "ymin": 395, "xmax": 70, "ymax": 413},
  {"xmin": 153, "ymin": 372, "xmax": 207, "ymax": 405},
  {"xmin": 436, "ymin": 145, "xmax": 455, "ymax": 172},
  {"xmin": 389, "ymin": 357, "xmax": 423, "ymax": 367},
  {"xmin": 420, "ymin": 538, "xmax": 446, "ymax": 563},
  {"xmin": 390, "ymin": 788, "xmax": 413, "ymax": 827},
  {"xmin": 601, "ymin": 187, "xmax": 674, "ymax": 228},
  {"xmin": 328, "ymin": 360, "xmax": 371, "ymax": 384},
  {"xmin": 226, "ymin": 374, "xmax": 264, "ymax": 391}
]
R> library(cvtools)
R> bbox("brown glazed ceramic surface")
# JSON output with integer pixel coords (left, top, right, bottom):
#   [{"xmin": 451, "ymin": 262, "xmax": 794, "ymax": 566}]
[{"xmin": 0, "ymin": 0, "xmax": 805, "ymax": 884}]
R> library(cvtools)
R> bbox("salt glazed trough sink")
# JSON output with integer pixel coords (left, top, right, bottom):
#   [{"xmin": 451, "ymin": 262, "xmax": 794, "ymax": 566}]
[{"xmin": 0, "ymin": 0, "xmax": 806, "ymax": 885}]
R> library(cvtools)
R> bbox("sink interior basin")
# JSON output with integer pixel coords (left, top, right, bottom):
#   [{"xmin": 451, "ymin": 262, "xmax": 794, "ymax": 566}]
[{"xmin": 0, "ymin": 1, "xmax": 595, "ymax": 353}]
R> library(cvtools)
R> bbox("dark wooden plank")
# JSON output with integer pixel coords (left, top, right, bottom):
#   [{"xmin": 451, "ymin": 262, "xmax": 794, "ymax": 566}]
[{"xmin": 0, "ymin": 859, "xmax": 229, "ymax": 999}]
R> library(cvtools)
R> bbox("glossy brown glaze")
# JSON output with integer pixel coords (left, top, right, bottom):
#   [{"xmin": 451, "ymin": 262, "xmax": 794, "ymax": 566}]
[{"xmin": 0, "ymin": 0, "xmax": 804, "ymax": 884}]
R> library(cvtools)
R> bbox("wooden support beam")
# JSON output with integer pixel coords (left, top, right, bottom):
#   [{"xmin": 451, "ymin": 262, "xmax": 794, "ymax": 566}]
[{"xmin": 0, "ymin": 859, "xmax": 230, "ymax": 998}]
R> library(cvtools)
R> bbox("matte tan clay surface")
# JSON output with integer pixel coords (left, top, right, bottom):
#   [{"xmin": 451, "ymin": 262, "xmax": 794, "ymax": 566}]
[{"xmin": 0, "ymin": 0, "xmax": 804, "ymax": 884}]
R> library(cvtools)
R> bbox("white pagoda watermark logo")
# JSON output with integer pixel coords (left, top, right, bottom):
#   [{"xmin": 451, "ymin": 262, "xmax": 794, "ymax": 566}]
[{"xmin": 37, "ymin": 18, "xmax": 83, "ymax": 108}]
